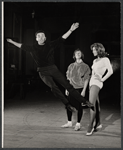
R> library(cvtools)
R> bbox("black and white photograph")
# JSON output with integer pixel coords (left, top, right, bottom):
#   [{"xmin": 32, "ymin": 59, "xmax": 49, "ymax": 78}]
[{"xmin": 2, "ymin": 1, "xmax": 121, "ymax": 148}]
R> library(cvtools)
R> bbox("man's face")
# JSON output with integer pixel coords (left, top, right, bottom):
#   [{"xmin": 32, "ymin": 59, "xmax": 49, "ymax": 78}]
[{"xmin": 36, "ymin": 33, "xmax": 46, "ymax": 44}]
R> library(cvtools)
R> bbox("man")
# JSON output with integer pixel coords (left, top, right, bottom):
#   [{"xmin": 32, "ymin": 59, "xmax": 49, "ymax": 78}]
[{"xmin": 7, "ymin": 23, "xmax": 93, "ymax": 111}]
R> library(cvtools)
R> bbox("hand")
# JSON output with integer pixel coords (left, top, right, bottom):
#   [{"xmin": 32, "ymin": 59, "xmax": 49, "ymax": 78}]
[
  {"xmin": 65, "ymin": 89, "xmax": 69, "ymax": 96},
  {"xmin": 7, "ymin": 38, "xmax": 13, "ymax": 43},
  {"xmin": 70, "ymin": 23, "xmax": 79, "ymax": 32},
  {"xmin": 81, "ymin": 90, "xmax": 85, "ymax": 97}
]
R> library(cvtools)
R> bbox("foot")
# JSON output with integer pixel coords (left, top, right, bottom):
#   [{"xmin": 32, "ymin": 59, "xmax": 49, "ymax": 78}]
[
  {"xmin": 94, "ymin": 124, "xmax": 102, "ymax": 132},
  {"xmin": 82, "ymin": 101, "xmax": 94, "ymax": 108},
  {"xmin": 65, "ymin": 104, "xmax": 76, "ymax": 112},
  {"xmin": 86, "ymin": 126, "xmax": 94, "ymax": 136},
  {"xmin": 96, "ymin": 124, "xmax": 102, "ymax": 129},
  {"xmin": 61, "ymin": 122, "xmax": 72, "ymax": 128},
  {"xmin": 74, "ymin": 123, "xmax": 81, "ymax": 131}
]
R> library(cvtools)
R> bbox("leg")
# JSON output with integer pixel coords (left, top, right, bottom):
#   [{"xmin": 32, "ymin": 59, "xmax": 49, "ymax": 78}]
[
  {"xmin": 62, "ymin": 89, "xmax": 83, "ymax": 130},
  {"xmin": 65, "ymin": 94, "xmax": 73, "ymax": 121},
  {"xmin": 61, "ymin": 95, "xmax": 73, "ymax": 128},
  {"xmin": 39, "ymin": 73, "xmax": 69, "ymax": 105},
  {"xmin": 76, "ymin": 89, "xmax": 83, "ymax": 123},
  {"xmin": 39, "ymin": 73, "xmax": 74, "ymax": 111},
  {"xmin": 74, "ymin": 104, "xmax": 83, "ymax": 131},
  {"xmin": 77, "ymin": 105, "xmax": 83, "ymax": 123},
  {"xmin": 86, "ymin": 85, "xmax": 100, "ymax": 135},
  {"xmin": 94, "ymin": 96, "xmax": 102, "ymax": 130},
  {"xmin": 52, "ymin": 68, "xmax": 93, "ymax": 108},
  {"xmin": 61, "ymin": 109, "xmax": 73, "ymax": 128},
  {"xmin": 67, "ymin": 109, "xmax": 72, "ymax": 121},
  {"xmin": 74, "ymin": 89, "xmax": 83, "ymax": 131}
]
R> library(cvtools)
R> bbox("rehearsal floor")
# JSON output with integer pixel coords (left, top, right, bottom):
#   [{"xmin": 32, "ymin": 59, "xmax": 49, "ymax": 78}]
[{"xmin": 3, "ymin": 89, "xmax": 121, "ymax": 148}]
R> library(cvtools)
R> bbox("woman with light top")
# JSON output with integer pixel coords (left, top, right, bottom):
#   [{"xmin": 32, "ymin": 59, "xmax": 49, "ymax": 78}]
[
  {"xmin": 86, "ymin": 43, "xmax": 113, "ymax": 135},
  {"xmin": 61, "ymin": 49, "xmax": 91, "ymax": 131}
]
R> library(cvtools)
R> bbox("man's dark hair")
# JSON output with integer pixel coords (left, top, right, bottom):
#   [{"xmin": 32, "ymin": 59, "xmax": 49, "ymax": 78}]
[{"xmin": 35, "ymin": 30, "xmax": 45, "ymax": 37}]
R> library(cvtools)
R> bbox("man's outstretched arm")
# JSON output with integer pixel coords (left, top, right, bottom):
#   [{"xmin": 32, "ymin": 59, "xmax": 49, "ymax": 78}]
[
  {"xmin": 7, "ymin": 39, "xmax": 22, "ymax": 48},
  {"xmin": 62, "ymin": 23, "xmax": 79, "ymax": 39}
]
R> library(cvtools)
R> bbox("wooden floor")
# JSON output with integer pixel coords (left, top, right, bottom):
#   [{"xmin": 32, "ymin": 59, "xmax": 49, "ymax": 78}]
[{"xmin": 3, "ymin": 90, "xmax": 121, "ymax": 148}]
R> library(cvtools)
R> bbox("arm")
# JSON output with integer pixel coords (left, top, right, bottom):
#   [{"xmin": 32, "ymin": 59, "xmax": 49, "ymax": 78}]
[
  {"xmin": 101, "ymin": 58, "xmax": 113, "ymax": 82},
  {"xmin": 65, "ymin": 64, "xmax": 72, "ymax": 96},
  {"xmin": 50, "ymin": 23, "xmax": 79, "ymax": 48},
  {"xmin": 81, "ymin": 79, "xmax": 89, "ymax": 97},
  {"xmin": 62, "ymin": 23, "xmax": 79, "ymax": 39},
  {"xmin": 66, "ymin": 64, "xmax": 72, "ymax": 80},
  {"xmin": 81, "ymin": 65, "xmax": 91, "ymax": 97},
  {"xmin": 7, "ymin": 38, "xmax": 22, "ymax": 48}
]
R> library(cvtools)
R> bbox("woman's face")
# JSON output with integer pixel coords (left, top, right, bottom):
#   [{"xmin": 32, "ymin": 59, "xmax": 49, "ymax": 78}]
[
  {"xmin": 92, "ymin": 47, "xmax": 98, "ymax": 56},
  {"xmin": 75, "ymin": 51, "xmax": 82, "ymax": 59}
]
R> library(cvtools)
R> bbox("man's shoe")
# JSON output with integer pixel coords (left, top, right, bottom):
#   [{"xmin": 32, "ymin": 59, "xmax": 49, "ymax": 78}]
[
  {"xmin": 61, "ymin": 122, "xmax": 72, "ymax": 128},
  {"xmin": 96, "ymin": 124, "xmax": 102, "ymax": 129},
  {"xmin": 82, "ymin": 101, "xmax": 94, "ymax": 108},
  {"xmin": 65, "ymin": 104, "xmax": 76, "ymax": 112},
  {"xmin": 94, "ymin": 124, "xmax": 102, "ymax": 132}
]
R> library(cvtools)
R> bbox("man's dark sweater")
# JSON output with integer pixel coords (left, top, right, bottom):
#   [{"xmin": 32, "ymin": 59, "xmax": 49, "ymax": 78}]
[{"xmin": 21, "ymin": 37, "xmax": 64, "ymax": 68}]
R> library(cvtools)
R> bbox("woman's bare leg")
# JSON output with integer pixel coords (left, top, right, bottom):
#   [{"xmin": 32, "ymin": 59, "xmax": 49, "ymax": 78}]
[
  {"xmin": 86, "ymin": 85, "xmax": 100, "ymax": 135},
  {"xmin": 94, "ymin": 96, "xmax": 101, "ymax": 129}
]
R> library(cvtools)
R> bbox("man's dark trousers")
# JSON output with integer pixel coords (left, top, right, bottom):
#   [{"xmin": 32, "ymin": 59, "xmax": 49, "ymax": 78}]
[{"xmin": 38, "ymin": 65, "xmax": 87, "ymax": 105}]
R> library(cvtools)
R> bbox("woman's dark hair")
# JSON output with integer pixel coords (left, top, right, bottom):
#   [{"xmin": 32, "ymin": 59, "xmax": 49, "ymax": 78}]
[
  {"xmin": 90, "ymin": 43, "xmax": 108, "ymax": 57},
  {"xmin": 35, "ymin": 30, "xmax": 46, "ymax": 37},
  {"xmin": 73, "ymin": 49, "xmax": 84, "ymax": 60}
]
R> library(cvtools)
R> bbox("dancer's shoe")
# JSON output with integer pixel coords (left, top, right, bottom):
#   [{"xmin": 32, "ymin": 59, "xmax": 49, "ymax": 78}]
[
  {"xmin": 82, "ymin": 101, "xmax": 94, "ymax": 108},
  {"xmin": 96, "ymin": 124, "xmax": 102, "ymax": 129},
  {"xmin": 94, "ymin": 124, "xmax": 102, "ymax": 132},
  {"xmin": 86, "ymin": 126, "xmax": 94, "ymax": 136},
  {"xmin": 74, "ymin": 123, "xmax": 81, "ymax": 131},
  {"xmin": 61, "ymin": 122, "xmax": 72, "ymax": 128}
]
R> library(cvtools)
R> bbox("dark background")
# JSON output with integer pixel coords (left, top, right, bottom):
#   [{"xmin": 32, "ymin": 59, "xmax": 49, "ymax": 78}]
[{"xmin": 4, "ymin": 2, "xmax": 120, "ymax": 106}]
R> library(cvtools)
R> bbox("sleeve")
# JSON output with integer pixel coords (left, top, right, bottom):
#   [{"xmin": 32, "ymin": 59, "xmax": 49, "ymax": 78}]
[
  {"xmin": 21, "ymin": 44, "xmax": 33, "ymax": 52},
  {"xmin": 93, "ymin": 59, "xmax": 96, "ymax": 64},
  {"xmin": 104, "ymin": 57, "xmax": 113, "ymax": 74},
  {"xmin": 66, "ymin": 64, "xmax": 72, "ymax": 80},
  {"xmin": 50, "ymin": 37, "xmax": 65, "ymax": 49},
  {"xmin": 83, "ymin": 65, "xmax": 91, "ymax": 81}
]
